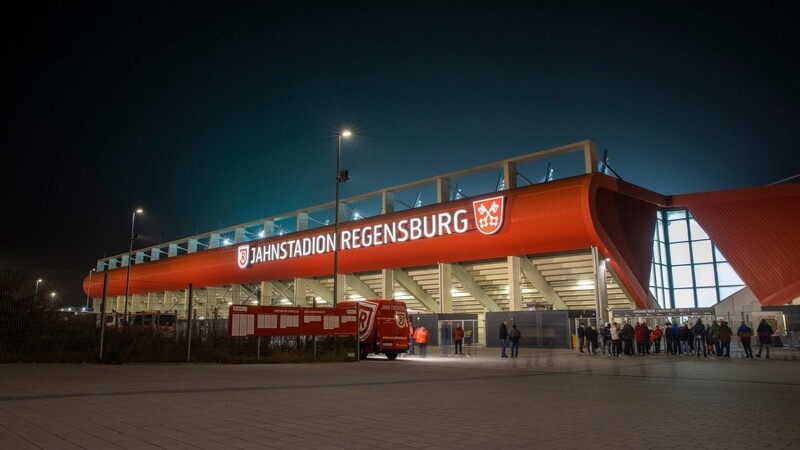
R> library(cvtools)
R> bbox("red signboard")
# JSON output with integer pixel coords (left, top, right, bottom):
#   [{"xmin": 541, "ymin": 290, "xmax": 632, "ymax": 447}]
[{"xmin": 228, "ymin": 305, "xmax": 357, "ymax": 337}]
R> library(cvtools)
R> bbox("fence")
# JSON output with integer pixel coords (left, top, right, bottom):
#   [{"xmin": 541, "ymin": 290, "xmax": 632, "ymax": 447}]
[{"xmin": 0, "ymin": 309, "xmax": 358, "ymax": 364}]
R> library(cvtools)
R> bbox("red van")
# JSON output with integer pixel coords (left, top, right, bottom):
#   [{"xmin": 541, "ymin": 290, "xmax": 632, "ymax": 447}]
[{"xmin": 337, "ymin": 299, "xmax": 410, "ymax": 360}]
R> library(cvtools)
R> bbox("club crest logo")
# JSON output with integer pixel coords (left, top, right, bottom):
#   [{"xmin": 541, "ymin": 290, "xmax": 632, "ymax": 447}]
[
  {"xmin": 237, "ymin": 245, "xmax": 251, "ymax": 269},
  {"xmin": 358, "ymin": 302, "xmax": 378, "ymax": 341},
  {"xmin": 396, "ymin": 312, "xmax": 408, "ymax": 329},
  {"xmin": 472, "ymin": 196, "xmax": 505, "ymax": 235}
]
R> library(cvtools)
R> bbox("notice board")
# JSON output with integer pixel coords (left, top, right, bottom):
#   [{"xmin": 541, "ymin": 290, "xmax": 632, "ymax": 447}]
[{"xmin": 229, "ymin": 305, "xmax": 358, "ymax": 337}]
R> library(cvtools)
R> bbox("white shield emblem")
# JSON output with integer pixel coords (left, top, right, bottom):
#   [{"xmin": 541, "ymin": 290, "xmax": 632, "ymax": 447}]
[
  {"xmin": 396, "ymin": 312, "xmax": 408, "ymax": 329},
  {"xmin": 237, "ymin": 245, "xmax": 250, "ymax": 269},
  {"xmin": 472, "ymin": 196, "xmax": 505, "ymax": 235},
  {"xmin": 358, "ymin": 301, "xmax": 378, "ymax": 341}
]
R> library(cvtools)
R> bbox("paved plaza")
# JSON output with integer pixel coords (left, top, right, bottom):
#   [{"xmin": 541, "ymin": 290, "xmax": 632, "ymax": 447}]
[{"xmin": 1, "ymin": 347, "xmax": 798, "ymax": 449}]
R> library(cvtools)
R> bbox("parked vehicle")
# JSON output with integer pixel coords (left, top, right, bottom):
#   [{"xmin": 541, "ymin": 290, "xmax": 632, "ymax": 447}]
[{"xmin": 337, "ymin": 299, "xmax": 410, "ymax": 360}]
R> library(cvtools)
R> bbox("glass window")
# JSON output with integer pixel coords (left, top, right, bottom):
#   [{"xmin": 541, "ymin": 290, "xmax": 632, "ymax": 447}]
[
  {"xmin": 688, "ymin": 218, "xmax": 709, "ymax": 240},
  {"xmin": 670, "ymin": 242, "xmax": 691, "ymax": 265},
  {"xmin": 661, "ymin": 266, "xmax": 671, "ymax": 288},
  {"xmin": 654, "ymin": 265, "xmax": 662, "ymax": 286},
  {"xmin": 717, "ymin": 262, "xmax": 743, "ymax": 286},
  {"xmin": 674, "ymin": 289, "xmax": 695, "ymax": 308},
  {"xmin": 714, "ymin": 246, "xmax": 728, "ymax": 262},
  {"xmin": 691, "ymin": 240, "xmax": 714, "ymax": 264},
  {"xmin": 719, "ymin": 286, "xmax": 744, "ymax": 300},
  {"xmin": 696, "ymin": 288, "xmax": 718, "ymax": 307},
  {"xmin": 672, "ymin": 265, "xmax": 694, "ymax": 288},
  {"xmin": 667, "ymin": 220, "xmax": 689, "ymax": 242},
  {"xmin": 694, "ymin": 264, "xmax": 716, "ymax": 287},
  {"xmin": 667, "ymin": 210, "xmax": 686, "ymax": 221},
  {"xmin": 653, "ymin": 242, "xmax": 662, "ymax": 264}
]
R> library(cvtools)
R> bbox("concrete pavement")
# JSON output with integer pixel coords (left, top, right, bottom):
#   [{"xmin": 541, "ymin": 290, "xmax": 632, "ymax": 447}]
[{"xmin": 1, "ymin": 347, "xmax": 798, "ymax": 449}]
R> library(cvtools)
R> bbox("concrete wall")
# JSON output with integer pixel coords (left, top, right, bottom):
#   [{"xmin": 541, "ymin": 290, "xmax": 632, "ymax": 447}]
[{"xmin": 713, "ymin": 287, "xmax": 761, "ymax": 325}]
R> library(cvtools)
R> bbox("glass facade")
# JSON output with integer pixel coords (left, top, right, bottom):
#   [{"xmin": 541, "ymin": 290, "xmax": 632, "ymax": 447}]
[{"xmin": 649, "ymin": 208, "xmax": 745, "ymax": 308}]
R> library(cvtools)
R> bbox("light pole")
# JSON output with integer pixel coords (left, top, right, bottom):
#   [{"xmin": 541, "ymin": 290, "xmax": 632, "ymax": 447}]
[
  {"xmin": 124, "ymin": 208, "xmax": 143, "ymax": 322},
  {"xmin": 332, "ymin": 130, "xmax": 351, "ymax": 307},
  {"xmin": 86, "ymin": 269, "xmax": 95, "ymax": 310},
  {"xmin": 50, "ymin": 292, "xmax": 56, "ymax": 310},
  {"xmin": 35, "ymin": 278, "xmax": 43, "ymax": 306}
]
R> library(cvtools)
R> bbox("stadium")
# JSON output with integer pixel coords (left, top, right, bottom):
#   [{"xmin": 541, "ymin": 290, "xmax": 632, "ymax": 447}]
[{"xmin": 83, "ymin": 140, "xmax": 800, "ymax": 343}]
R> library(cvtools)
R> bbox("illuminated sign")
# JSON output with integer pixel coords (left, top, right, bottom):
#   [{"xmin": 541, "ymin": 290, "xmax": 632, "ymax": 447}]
[{"xmin": 237, "ymin": 197, "xmax": 505, "ymax": 269}]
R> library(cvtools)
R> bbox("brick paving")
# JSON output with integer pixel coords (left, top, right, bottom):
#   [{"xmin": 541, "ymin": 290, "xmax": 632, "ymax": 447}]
[{"xmin": 0, "ymin": 347, "xmax": 798, "ymax": 449}]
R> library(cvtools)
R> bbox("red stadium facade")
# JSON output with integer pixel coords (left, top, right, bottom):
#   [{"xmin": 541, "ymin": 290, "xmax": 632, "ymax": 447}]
[{"xmin": 83, "ymin": 141, "xmax": 800, "ymax": 325}]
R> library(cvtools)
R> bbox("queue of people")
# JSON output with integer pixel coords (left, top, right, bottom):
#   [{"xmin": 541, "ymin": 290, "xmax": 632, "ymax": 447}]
[{"xmin": 577, "ymin": 318, "xmax": 775, "ymax": 359}]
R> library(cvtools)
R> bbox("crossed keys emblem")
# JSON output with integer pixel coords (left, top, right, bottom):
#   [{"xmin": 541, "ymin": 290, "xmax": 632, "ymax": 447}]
[{"xmin": 472, "ymin": 196, "xmax": 505, "ymax": 235}]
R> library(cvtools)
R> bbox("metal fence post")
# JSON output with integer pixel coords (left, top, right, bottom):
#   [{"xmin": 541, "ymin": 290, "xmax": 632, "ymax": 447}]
[
  {"xmin": 98, "ymin": 271, "xmax": 109, "ymax": 361},
  {"xmin": 186, "ymin": 283, "xmax": 193, "ymax": 362}
]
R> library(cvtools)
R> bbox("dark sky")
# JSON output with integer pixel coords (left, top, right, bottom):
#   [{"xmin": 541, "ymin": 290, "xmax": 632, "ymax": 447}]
[{"xmin": 3, "ymin": 1, "xmax": 799, "ymax": 272}]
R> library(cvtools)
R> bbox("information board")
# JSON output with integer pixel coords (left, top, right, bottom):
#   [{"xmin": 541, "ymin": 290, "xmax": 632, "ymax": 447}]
[{"xmin": 229, "ymin": 305, "xmax": 358, "ymax": 337}]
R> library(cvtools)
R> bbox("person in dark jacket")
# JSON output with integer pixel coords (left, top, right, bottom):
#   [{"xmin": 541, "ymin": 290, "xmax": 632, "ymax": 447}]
[
  {"xmin": 756, "ymin": 319, "xmax": 774, "ymax": 358},
  {"xmin": 672, "ymin": 323, "xmax": 681, "ymax": 355},
  {"xmin": 737, "ymin": 322, "xmax": 753, "ymax": 358},
  {"xmin": 586, "ymin": 325, "xmax": 599, "ymax": 354},
  {"xmin": 678, "ymin": 324, "xmax": 691, "ymax": 355},
  {"xmin": 643, "ymin": 323, "xmax": 652, "ymax": 354},
  {"xmin": 692, "ymin": 318, "xmax": 707, "ymax": 357},
  {"xmin": 577, "ymin": 323, "xmax": 586, "ymax": 353},
  {"xmin": 509, "ymin": 324, "xmax": 522, "ymax": 358},
  {"xmin": 717, "ymin": 320, "xmax": 733, "ymax": 357},
  {"xmin": 621, "ymin": 321, "xmax": 635, "ymax": 356},
  {"xmin": 499, "ymin": 321, "xmax": 509, "ymax": 358},
  {"xmin": 601, "ymin": 323, "xmax": 612, "ymax": 355},
  {"xmin": 664, "ymin": 322, "xmax": 674, "ymax": 355}
]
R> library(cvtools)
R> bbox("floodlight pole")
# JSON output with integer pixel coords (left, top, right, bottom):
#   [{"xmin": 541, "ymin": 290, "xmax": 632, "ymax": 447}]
[
  {"xmin": 123, "ymin": 209, "xmax": 142, "ymax": 323},
  {"xmin": 332, "ymin": 131, "xmax": 350, "ymax": 307},
  {"xmin": 86, "ymin": 269, "xmax": 94, "ymax": 309}
]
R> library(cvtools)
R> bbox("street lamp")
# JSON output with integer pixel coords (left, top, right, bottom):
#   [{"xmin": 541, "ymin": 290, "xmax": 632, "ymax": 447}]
[
  {"xmin": 35, "ymin": 278, "xmax": 43, "ymax": 306},
  {"xmin": 123, "ymin": 208, "xmax": 143, "ymax": 322},
  {"xmin": 332, "ymin": 130, "xmax": 351, "ymax": 307},
  {"xmin": 50, "ymin": 292, "xmax": 56, "ymax": 310}
]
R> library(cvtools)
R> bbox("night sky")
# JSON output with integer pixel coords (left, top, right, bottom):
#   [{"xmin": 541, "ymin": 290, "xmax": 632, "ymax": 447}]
[{"xmin": 3, "ymin": 1, "xmax": 799, "ymax": 272}]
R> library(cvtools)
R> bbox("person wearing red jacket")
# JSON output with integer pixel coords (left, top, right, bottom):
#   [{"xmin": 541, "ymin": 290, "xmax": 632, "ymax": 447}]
[
  {"xmin": 452, "ymin": 323, "xmax": 465, "ymax": 356},
  {"xmin": 650, "ymin": 326, "xmax": 663, "ymax": 354},
  {"xmin": 413, "ymin": 326, "xmax": 429, "ymax": 358},
  {"xmin": 634, "ymin": 323, "xmax": 647, "ymax": 355}
]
